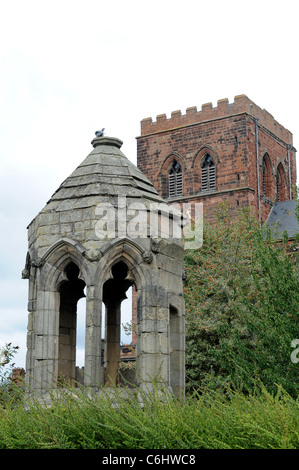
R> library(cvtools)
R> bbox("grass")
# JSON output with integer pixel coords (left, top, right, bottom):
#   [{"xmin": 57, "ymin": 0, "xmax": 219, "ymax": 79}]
[{"xmin": 0, "ymin": 382, "xmax": 298, "ymax": 449}]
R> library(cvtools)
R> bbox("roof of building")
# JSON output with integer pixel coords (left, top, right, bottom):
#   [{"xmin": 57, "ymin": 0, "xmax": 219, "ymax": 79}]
[
  {"xmin": 42, "ymin": 135, "xmax": 165, "ymax": 213},
  {"xmin": 266, "ymin": 200, "xmax": 299, "ymax": 239}
]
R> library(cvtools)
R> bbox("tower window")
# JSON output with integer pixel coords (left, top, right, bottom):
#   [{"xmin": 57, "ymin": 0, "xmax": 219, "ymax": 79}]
[
  {"xmin": 276, "ymin": 172, "xmax": 280, "ymax": 201},
  {"xmin": 262, "ymin": 154, "xmax": 272, "ymax": 197},
  {"xmin": 201, "ymin": 154, "xmax": 216, "ymax": 191},
  {"xmin": 276, "ymin": 163, "xmax": 286, "ymax": 202},
  {"xmin": 168, "ymin": 160, "xmax": 183, "ymax": 197},
  {"xmin": 262, "ymin": 159, "xmax": 266, "ymax": 194}
]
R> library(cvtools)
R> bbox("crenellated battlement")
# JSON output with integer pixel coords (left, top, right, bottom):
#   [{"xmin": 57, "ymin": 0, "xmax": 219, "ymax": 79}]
[{"xmin": 140, "ymin": 95, "xmax": 293, "ymax": 145}]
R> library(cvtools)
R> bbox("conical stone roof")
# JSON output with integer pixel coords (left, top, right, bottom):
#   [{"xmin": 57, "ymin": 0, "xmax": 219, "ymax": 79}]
[
  {"xmin": 47, "ymin": 136, "xmax": 164, "ymax": 210},
  {"xmin": 27, "ymin": 135, "xmax": 169, "ymax": 255}
]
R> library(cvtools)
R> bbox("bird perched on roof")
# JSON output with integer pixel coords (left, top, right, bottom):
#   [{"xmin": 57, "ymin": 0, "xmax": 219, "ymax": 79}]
[{"xmin": 95, "ymin": 128, "xmax": 105, "ymax": 137}]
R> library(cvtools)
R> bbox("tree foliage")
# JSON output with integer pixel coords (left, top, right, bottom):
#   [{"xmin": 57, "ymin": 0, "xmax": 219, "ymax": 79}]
[
  {"xmin": 0, "ymin": 343, "xmax": 19, "ymax": 383},
  {"xmin": 0, "ymin": 343, "xmax": 21, "ymax": 406},
  {"xmin": 183, "ymin": 203, "xmax": 299, "ymax": 397}
]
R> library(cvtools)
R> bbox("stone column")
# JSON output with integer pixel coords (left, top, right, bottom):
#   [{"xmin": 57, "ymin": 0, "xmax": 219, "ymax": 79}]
[
  {"xmin": 169, "ymin": 304, "xmax": 185, "ymax": 397},
  {"xmin": 136, "ymin": 286, "xmax": 169, "ymax": 391},
  {"xmin": 24, "ymin": 265, "xmax": 37, "ymax": 390},
  {"xmin": 34, "ymin": 289, "xmax": 60, "ymax": 391},
  {"xmin": 104, "ymin": 299, "xmax": 121, "ymax": 386}
]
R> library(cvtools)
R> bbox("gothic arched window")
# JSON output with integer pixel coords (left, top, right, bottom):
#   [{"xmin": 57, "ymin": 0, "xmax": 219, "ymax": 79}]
[
  {"xmin": 58, "ymin": 262, "xmax": 86, "ymax": 383},
  {"xmin": 168, "ymin": 160, "xmax": 183, "ymax": 197},
  {"xmin": 276, "ymin": 171, "xmax": 281, "ymax": 201},
  {"xmin": 276, "ymin": 163, "xmax": 286, "ymax": 202},
  {"xmin": 201, "ymin": 154, "xmax": 216, "ymax": 191},
  {"xmin": 262, "ymin": 159, "xmax": 266, "ymax": 194},
  {"xmin": 262, "ymin": 154, "xmax": 271, "ymax": 197}
]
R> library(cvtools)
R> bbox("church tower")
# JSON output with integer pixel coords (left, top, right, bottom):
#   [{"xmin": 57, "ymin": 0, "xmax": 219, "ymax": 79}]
[{"xmin": 137, "ymin": 95, "xmax": 297, "ymax": 223}]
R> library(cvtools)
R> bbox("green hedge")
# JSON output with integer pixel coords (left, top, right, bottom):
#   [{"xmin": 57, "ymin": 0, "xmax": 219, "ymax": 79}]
[{"xmin": 0, "ymin": 383, "xmax": 298, "ymax": 449}]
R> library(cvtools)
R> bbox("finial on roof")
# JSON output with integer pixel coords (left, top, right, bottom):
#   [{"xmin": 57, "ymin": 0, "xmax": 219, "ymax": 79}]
[
  {"xmin": 91, "ymin": 134, "xmax": 123, "ymax": 149},
  {"xmin": 95, "ymin": 128, "xmax": 105, "ymax": 137}
]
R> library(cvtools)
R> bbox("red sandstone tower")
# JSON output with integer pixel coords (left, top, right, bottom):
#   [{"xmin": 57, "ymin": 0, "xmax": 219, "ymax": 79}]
[
  {"xmin": 136, "ymin": 95, "xmax": 297, "ymax": 223},
  {"xmin": 131, "ymin": 95, "xmax": 297, "ymax": 346}
]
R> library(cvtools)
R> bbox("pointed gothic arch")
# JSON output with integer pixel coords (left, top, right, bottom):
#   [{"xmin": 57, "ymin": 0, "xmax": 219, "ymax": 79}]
[
  {"xmin": 98, "ymin": 236, "xmax": 149, "ymax": 290},
  {"xmin": 192, "ymin": 146, "xmax": 218, "ymax": 192},
  {"xmin": 262, "ymin": 153, "xmax": 273, "ymax": 198},
  {"xmin": 192, "ymin": 145, "xmax": 220, "ymax": 168},
  {"xmin": 102, "ymin": 260, "xmax": 134, "ymax": 385},
  {"xmin": 276, "ymin": 162, "xmax": 287, "ymax": 202},
  {"xmin": 57, "ymin": 261, "xmax": 86, "ymax": 384},
  {"xmin": 168, "ymin": 159, "xmax": 183, "ymax": 197},
  {"xmin": 200, "ymin": 153, "xmax": 216, "ymax": 191},
  {"xmin": 38, "ymin": 237, "xmax": 89, "ymax": 292},
  {"xmin": 158, "ymin": 153, "xmax": 185, "ymax": 199},
  {"xmin": 94, "ymin": 237, "xmax": 153, "ymax": 387}
]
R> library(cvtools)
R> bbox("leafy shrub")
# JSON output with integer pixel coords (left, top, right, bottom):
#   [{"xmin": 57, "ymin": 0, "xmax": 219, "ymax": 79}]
[
  {"xmin": 0, "ymin": 382, "xmax": 297, "ymax": 449},
  {"xmin": 0, "ymin": 343, "xmax": 23, "ymax": 406},
  {"xmin": 184, "ymin": 204, "xmax": 299, "ymax": 397}
]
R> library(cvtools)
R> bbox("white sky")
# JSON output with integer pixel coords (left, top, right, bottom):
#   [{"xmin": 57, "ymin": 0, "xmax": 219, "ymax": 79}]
[{"xmin": 0, "ymin": 0, "xmax": 298, "ymax": 368}]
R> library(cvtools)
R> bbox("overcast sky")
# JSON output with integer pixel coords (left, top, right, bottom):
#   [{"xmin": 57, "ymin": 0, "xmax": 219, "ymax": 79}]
[{"xmin": 1, "ymin": 0, "xmax": 298, "ymax": 369}]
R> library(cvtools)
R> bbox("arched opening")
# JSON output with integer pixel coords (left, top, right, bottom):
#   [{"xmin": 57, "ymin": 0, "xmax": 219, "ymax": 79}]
[
  {"xmin": 102, "ymin": 261, "xmax": 134, "ymax": 385},
  {"xmin": 58, "ymin": 262, "xmax": 86, "ymax": 385},
  {"xmin": 76, "ymin": 293, "xmax": 86, "ymax": 367},
  {"xmin": 276, "ymin": 163, "xmax": 287, "ymax": 202},
  {"xmin": 168, "ymin": 160, "xmax": 183, "ymax": 197},
  {"xmin": 121, "ymin": 286, "xmax": 133, "ymax": 345},
  {"xmin": 262, "ymin": 154, "xmax": 272, "ymax": 198},
  {"xmin": 201, "ymin": 154, "xmax": 216, "ymax": 191}
]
